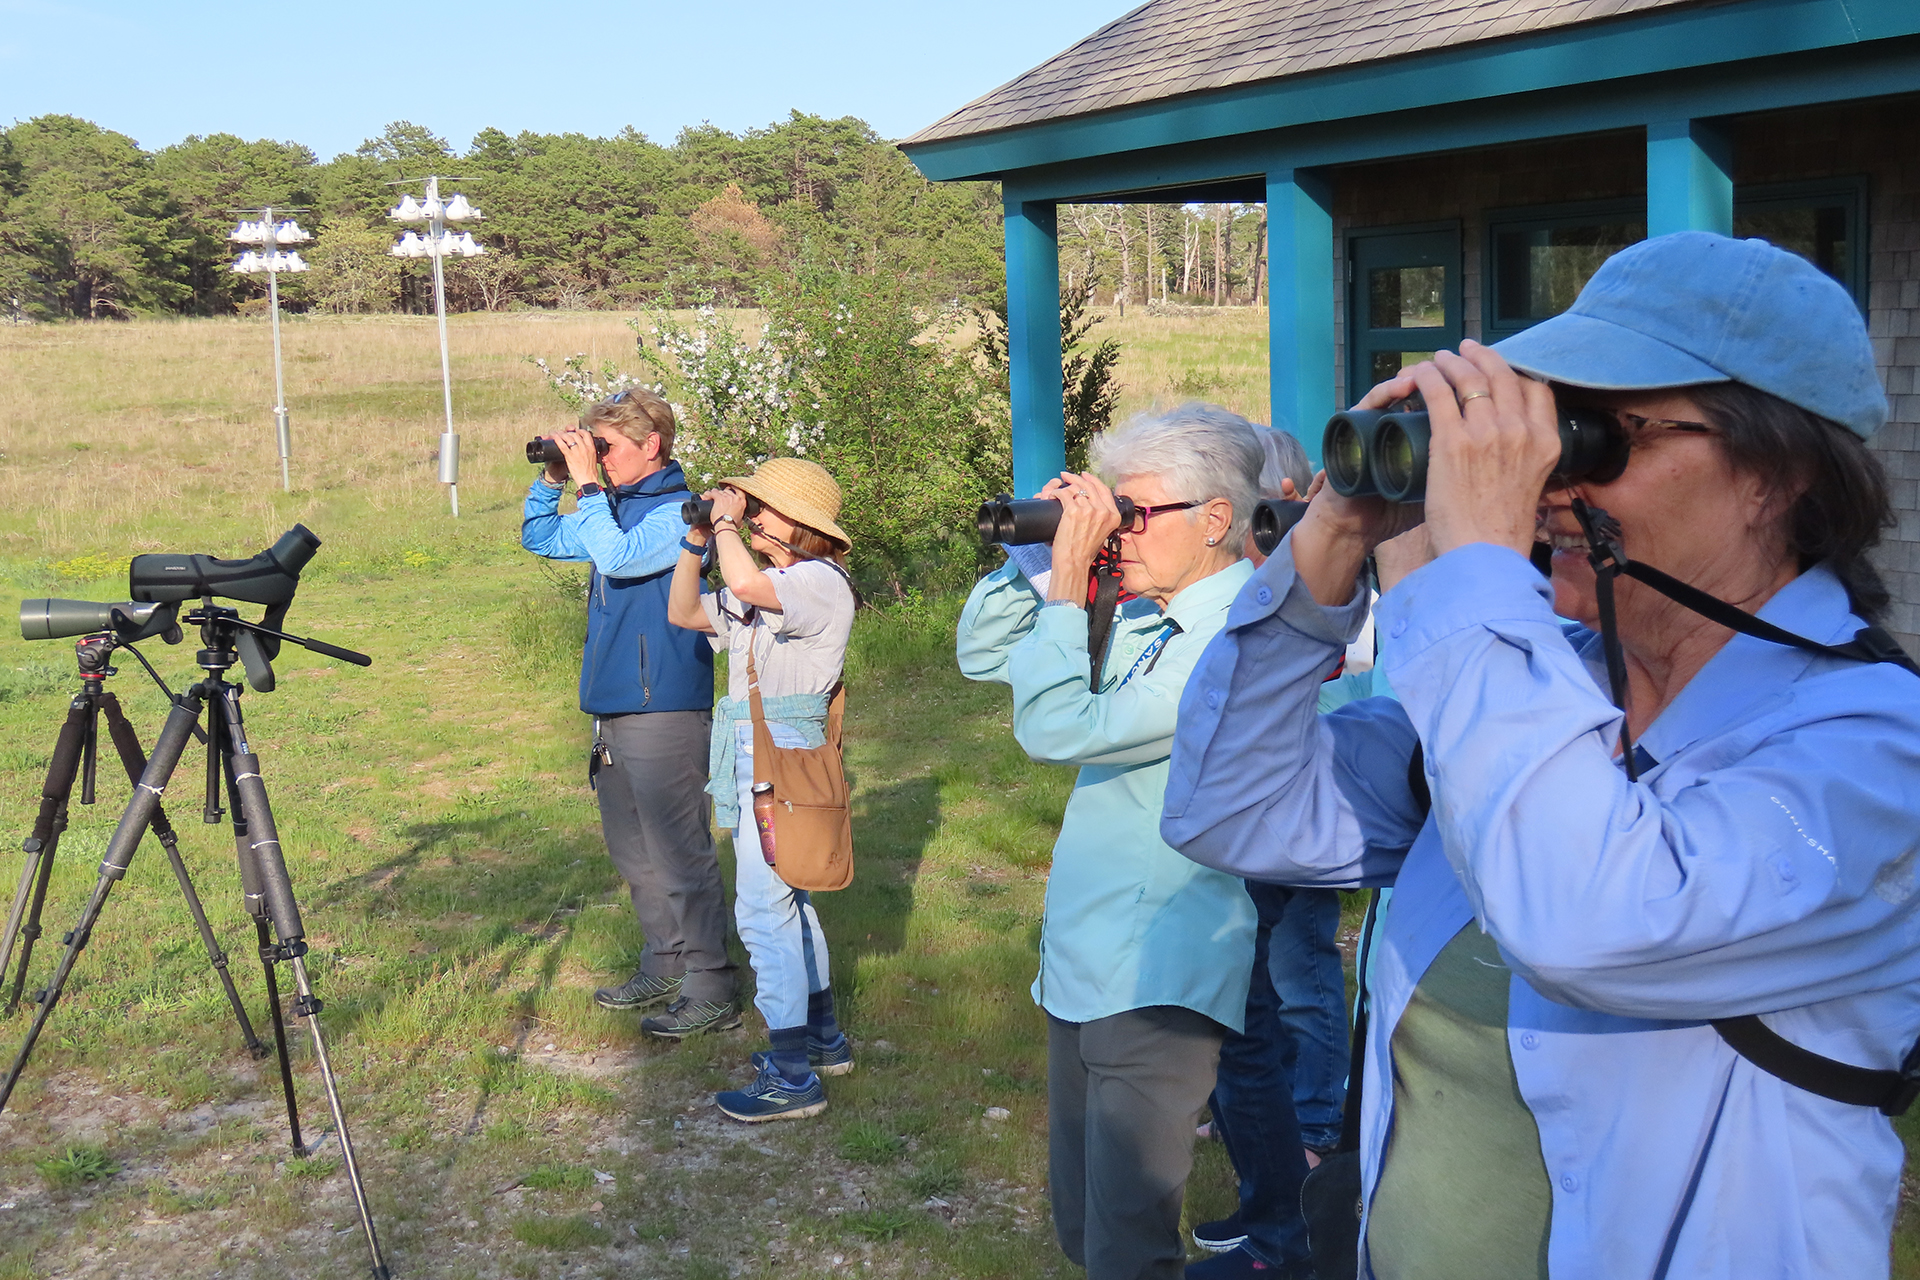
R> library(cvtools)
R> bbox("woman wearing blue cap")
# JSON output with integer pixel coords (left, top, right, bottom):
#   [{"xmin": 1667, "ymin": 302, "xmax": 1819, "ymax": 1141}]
[{"xmin": 1162, "ymin": 232, "xmax": 1920, "ymax": 1280}]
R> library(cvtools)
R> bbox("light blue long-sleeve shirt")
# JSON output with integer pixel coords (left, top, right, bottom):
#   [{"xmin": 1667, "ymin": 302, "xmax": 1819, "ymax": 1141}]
[
  {"xmin": 1163, "ymin": 538, "xmax": 1920, "ymax": 1280},
  {"xmin": 520, "ymin": 479, "xmax": 684, "ymax": 579},
  {"xmin": 958, "ymin": 558, "xmax": 1258, "ymax": 1031}
]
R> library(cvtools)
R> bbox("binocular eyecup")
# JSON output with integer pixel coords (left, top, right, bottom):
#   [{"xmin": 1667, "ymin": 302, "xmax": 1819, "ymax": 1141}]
[
  {"xmin": 1250, "ymin": 499, "xmax": 1309, "ymax": 558},
  {"xmin": 975, "ymin": 494, "xmax": 1141, "ymax": 546},
  {"xmin": 1322, "ymin": 406, "xmax": 1627, "ymax": 503},
  {"xmin": 525, "ymin": 436, "xmax": 613, "ymax": 466}
]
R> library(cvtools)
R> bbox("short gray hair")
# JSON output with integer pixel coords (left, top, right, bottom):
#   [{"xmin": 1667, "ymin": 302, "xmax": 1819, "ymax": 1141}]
[
  {"xmin": 1257, "ymin": 428, "xmax": 1311, "ymax": 499},
  {"xmin": 1091, "ymin": 401, "xmax": 1265, "ymax": 549}
]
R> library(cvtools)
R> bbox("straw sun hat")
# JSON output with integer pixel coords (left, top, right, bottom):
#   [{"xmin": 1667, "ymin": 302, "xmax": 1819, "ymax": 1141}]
[{"xmin": 720, "ymin": 456, "xmax": 851, "ymax": 549}]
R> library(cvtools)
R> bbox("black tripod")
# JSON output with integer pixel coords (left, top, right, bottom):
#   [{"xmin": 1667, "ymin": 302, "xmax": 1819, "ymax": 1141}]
[
  {"xmin": 0, "ymin": 603, "xmax": 390, "ymax": 1280},
  {"xmin": 0, "ymin": 632, "xmax": 266, "ymax": 1054}
]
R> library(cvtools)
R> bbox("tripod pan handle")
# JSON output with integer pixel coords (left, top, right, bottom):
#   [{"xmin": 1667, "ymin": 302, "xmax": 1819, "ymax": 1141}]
[{"xmin": 301, "ymin": 637, "xmax": 372, "ymax": 667}]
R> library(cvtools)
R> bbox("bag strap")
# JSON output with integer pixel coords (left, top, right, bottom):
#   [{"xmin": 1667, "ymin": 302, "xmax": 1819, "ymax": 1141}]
[
  {"xmin": 745, "ymin": 645, "xmax": 775, "ymax": 786},
  {"xmin": 1568, "ymin": 497, "xmax": 1920, "ymax": 1113},
  {"xmin": 1335, "ymin": 889, "xmax": 1384, "ymax": 1153},
  {"xmin": 1712, "ymin": 1014, "xmax": 1920, "ymax": 1116}
]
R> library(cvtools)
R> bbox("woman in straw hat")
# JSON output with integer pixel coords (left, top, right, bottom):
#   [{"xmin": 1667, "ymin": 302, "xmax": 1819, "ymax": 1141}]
[{"xmin": 668, "ymin": 456, "xmax": 856, "ymax": 1122}]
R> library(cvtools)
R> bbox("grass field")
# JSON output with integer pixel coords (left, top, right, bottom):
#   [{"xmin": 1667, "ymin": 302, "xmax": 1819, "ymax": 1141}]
[
  {"xmin": 1, "ymin": 306, "xmax": 1914, "ymax": 1279},
  {"xmin": 0, "ymin": 307, "xmax": 1267, "ymax": 1280}
]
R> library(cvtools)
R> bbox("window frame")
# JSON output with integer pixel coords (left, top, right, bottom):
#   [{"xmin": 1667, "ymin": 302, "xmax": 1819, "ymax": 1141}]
[
  {"xmin": 1345, "ymin": 220, "xmax": 1464, "ymax": 408},
  {"xmin": 1481, "ymin": 178, "xmax": 1871, "ymax": 340},
  {"xmin": 1481, "ymin": 199, "xmax": 1646, "ymax": 343}
]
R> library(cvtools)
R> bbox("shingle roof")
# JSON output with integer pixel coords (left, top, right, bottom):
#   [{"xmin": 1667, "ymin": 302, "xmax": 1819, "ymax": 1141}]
[{"xmin": 905, "ymin": 0, "xmax": 1710, "ymax": 145}]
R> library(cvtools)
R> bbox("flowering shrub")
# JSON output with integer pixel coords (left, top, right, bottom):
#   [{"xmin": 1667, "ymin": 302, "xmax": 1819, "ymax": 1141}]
[
  {"xmin": 524, "ymin": 353, "xmax": 648, "ymax": 412},
  {"xmin": 634, "ymin": 305, "xmax": 820, "ymax": 484},
  {"xmin": 530, "ymin": 270, "xmax": 1010, "ymax": 595}
]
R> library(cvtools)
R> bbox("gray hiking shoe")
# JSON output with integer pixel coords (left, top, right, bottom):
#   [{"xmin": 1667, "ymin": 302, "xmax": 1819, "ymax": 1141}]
[
  {"xmin": 641, "ymin": 997, "xmax": 743, "ymax": 1040},
  {"xmin": 593, "ymin": 970, "xmax": 682, "ymax": 1012}
]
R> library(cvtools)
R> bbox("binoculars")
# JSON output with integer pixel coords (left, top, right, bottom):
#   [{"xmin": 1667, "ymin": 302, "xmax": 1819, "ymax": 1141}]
[
  {"xmin": 1322, "ymin": 406, "xmax": 1627, "ymax": 503},
  {"xmin": 525, "ymin": 436, "xmax": 612, "ymax": 466},
  {"xmin": 975, "ymin": 495, "xmax": 1141, "ymax": 546}
]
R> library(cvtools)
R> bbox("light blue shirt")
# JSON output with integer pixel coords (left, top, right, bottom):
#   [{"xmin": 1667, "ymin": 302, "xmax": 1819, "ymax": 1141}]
[
  {"xmin": 520, "ymin": 479, "xmax": 684, "ymax": 579},
  {"xmin": 1163, "ymin": 539, "xmax": 1920, "ymax": 1280},
  {"xmin": 958, "ymin": 558, "xmax": 1258, "ymax": 1031}
]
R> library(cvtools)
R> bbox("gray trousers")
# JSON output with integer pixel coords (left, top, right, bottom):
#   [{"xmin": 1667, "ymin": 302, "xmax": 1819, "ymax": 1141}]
[
  {"xmin": 1048, "ymin": 1006, "xmax": 1226, "ymax": 1280},
  {"xmin": 594, "ymin": 710, "xmax": 734, "ymax": 1004}
]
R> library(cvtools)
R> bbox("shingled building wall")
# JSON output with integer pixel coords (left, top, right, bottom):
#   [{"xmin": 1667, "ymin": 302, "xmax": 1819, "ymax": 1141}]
[{"xmin": 1315, "ymin": 102, "xmax": 1920, "ymax": 653}]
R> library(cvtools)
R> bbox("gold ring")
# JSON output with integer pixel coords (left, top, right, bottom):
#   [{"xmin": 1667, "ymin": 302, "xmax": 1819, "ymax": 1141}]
[{"xmin": 1461, "ymin": 391, "xmax": 1491, "ymax": 404}]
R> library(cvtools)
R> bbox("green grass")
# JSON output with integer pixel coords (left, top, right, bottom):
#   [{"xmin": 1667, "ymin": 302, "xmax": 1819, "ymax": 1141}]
[{"xmin": 35, "ymin": 1145, "xmax": 118, "ymax": 1190}]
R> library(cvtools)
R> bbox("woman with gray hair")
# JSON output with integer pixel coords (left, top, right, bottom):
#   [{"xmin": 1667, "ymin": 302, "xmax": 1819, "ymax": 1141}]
[{"xmin": 957, "ymin": 403, "xmax": 1276, "ymax": 1280}]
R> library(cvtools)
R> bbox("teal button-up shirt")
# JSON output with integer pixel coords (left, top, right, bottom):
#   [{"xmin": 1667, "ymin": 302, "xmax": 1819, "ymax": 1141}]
[{"xmin": 957, "ymin": 558, "xmax": 1257, "ymax": 1031}]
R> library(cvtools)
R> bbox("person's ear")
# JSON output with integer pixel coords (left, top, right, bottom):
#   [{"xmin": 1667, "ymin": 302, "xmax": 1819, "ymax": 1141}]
[{"xmin": 1206, "ymin": 498, "xmax": 1234, "ymax": 546}]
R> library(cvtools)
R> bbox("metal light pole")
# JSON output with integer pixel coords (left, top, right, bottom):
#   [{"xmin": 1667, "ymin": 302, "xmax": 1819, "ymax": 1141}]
[
  {"xmin": 389, "ymin": 178, "xmax": 485, "ymax": 517},
  {"xmin": 229, "ymin": 209, "xmax": 312, "ymax": 492}
]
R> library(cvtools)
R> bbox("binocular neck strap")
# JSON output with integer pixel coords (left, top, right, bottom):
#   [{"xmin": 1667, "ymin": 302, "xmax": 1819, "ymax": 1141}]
[
  {"xmin": 1571, "ymin": 498, "xmax": 1920, "ymax": 783},
  {"xmin": 1086, "ymin": 540, "xmax": 1125, "ymax": 688}
]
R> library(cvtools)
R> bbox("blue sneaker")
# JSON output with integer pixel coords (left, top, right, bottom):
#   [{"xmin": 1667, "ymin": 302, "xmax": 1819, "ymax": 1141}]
[
  {"xmin": 716, "ymin": 1063, "xmax": 828, "ymax": 1123},
  {"xmin": 750, "ymin": 1033, "xmax": 856, "ymax": 1078}
]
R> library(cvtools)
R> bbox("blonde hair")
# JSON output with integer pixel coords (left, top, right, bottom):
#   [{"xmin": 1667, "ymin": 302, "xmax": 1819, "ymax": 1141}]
[{"xmin": 581, "ymin": 390, "xmax": 676, "ymax": 459}]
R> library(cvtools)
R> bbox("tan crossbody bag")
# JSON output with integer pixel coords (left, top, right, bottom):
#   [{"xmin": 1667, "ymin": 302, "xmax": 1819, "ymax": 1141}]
[{"xmin": 745, "ymin": 646, "xmax": 853, "ymax": 891}]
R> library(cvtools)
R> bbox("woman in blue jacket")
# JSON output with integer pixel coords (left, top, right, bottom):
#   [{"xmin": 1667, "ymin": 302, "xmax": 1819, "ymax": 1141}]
[{"xmin": 1164, "ymin": 234, "xmax": 1920, "ymax": 1279}]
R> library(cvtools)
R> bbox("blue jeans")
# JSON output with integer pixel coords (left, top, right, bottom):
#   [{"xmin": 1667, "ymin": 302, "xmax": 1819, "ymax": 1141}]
[
  {"xmin": 1209, "ymin": 882, "xmax": 1348, "ymax": 1266},
  {"xmin": 729, "ymin": 724, "xmax": 831, "ymax": 1031}
]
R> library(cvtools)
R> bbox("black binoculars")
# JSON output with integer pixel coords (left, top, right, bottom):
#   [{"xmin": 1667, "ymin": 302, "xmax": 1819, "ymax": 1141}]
[
  {"xmin": 1250, "ymin": 499, "xmax": 1309, "ymax": 558},
  {"xmin": 1322, "ymin": 406, "xmax": 1627, "ymax": 503},
  {"xmin": 976, "ymin": 494, "xmax": 1141, "ymax": 546},
  {"xmin": 525, "ymin": 436, "xmax": 613, "ymax": 466}
]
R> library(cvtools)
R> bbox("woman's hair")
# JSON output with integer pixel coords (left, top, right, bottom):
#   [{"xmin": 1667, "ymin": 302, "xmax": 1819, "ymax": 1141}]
[
  {"xmin": 1092, "ymin": 401, "xmax": 1265, "ymax": 550},
  {"xmin": 1256, "ymin": 426, "xmax": 1312, "ymax": 500},
  {"xmin": 1691, "ymin": 381, "xmax": 1894, "ymax": 622},
  {"xmin": 581, "ymin": 389, "xmax": 676, "ymax": 458},
  {"xmin": 780, "ymin": 519, "xmax": 850, "ymax": 569}
]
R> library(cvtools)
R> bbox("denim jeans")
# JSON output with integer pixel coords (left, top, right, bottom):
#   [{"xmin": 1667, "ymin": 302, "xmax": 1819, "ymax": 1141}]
[
  {"xmin": 729, "ymin": 723, "xmax": 830, "ymax": 1031},
  {"xmin": 1209, "ymin": 882, "xmax": 1348, "ymax": 1267}
]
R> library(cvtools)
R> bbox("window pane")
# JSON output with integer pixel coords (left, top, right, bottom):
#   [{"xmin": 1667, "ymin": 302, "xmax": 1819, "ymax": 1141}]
[
  {"xmin": 1493, "ymin": 221, "xmax": 1643, "ymax": 326},
  {"xmin": 1734, "ymin": 205, "xmax": 1851, "ymax": 290},
  {"xmin": 1368, "ymin": 265, "xmax": 1447, "ymax": 329},
  {"xmin": 1369, "ymin": 350, "xmax": 1429, "ymax": 385}
]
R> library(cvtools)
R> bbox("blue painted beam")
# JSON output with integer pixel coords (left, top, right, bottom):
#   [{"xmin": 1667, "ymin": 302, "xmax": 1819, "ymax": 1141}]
[
  {"xmin": 1004, "ymin": 198, "xmax": 1065, "ymax": 499},
  {"xmin": 1266, "ymin": 169, "xmax": 1335, "ymax": 470},
  {"xmin": 902, "ymin": 0, "xmax": 1920, "ymax": 183},
  {"xmin": 1647, "ymin": 120, "xmax": 1733, "ymax": 236},
  {"xmin": 947, "ymin": 37, "xmax": 1920, "ymax": 204}
]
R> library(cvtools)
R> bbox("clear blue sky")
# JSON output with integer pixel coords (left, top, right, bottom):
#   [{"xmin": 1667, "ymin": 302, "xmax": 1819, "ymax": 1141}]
[{"xmin": 0, "ymin": 0, "xmax": 1129, "ymax": 157}]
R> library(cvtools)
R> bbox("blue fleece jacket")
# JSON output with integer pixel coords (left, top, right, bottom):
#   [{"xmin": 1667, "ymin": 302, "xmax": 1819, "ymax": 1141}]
[{"xmin": 520, "ymin": 461, "xmax": 714, "ymax": 715}]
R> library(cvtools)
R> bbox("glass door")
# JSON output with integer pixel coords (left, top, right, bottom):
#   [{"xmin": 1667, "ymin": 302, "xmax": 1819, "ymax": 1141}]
[{"xmin": 1347, "ymin": 224, "xmax": 1462, "ymax": 404}]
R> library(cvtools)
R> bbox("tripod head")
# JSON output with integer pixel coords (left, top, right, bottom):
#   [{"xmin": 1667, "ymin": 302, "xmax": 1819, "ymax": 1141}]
[{"xmin": 185, "ymin": 601, "xmax": 371, "ymax": 693}]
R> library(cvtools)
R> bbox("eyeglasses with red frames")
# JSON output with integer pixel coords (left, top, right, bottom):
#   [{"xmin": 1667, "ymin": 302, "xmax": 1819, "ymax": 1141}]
[{"xmin": 1120, "ymin": 499, "xmax": 1201, "ymax": 534}]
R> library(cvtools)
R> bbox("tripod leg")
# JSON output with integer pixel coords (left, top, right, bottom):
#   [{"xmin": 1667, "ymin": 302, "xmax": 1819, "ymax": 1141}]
[
  {"xmin": 0, "ymin": 686, "xmax": 204, "ymax": 1116},
  {"xmin": 215, "ymin": 688, "xmax": 386, "ymax": 1278},
  {"xmin": 1, "ymin": 695, "xmax": 91, "ymax": 1014},
  {"xmin": 206, "ymin": 711, "xmax": 304, "ymax": 1147},
  {"xmin": 98, "ymin": 694, "xmax": 264, "ymax": 1057}
]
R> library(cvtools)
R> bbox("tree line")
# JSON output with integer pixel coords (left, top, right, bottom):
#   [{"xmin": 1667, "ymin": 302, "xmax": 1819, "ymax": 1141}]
[{"xmin": 0, "ymin": 114, "xmax": 1006, "ymax": 320}]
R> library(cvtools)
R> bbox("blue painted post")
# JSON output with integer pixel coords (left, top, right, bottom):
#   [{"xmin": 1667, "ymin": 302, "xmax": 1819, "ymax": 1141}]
[
  {"xmin": 1004, "ymin": 196, "xmax": 1065, "ymax": 498},
  {"xmin": 1266, "ymin": 168, "xmax": 1336, "ymax": 470},
  {"xmin": 1646, "ymin": 120, "xmax": 1733, "ymax": 236}
]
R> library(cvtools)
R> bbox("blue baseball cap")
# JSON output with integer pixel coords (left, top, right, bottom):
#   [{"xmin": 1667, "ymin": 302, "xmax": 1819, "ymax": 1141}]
[{"xmin": 1492, "ymin": 231, "xmax": 1887, "ymax": 439}]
